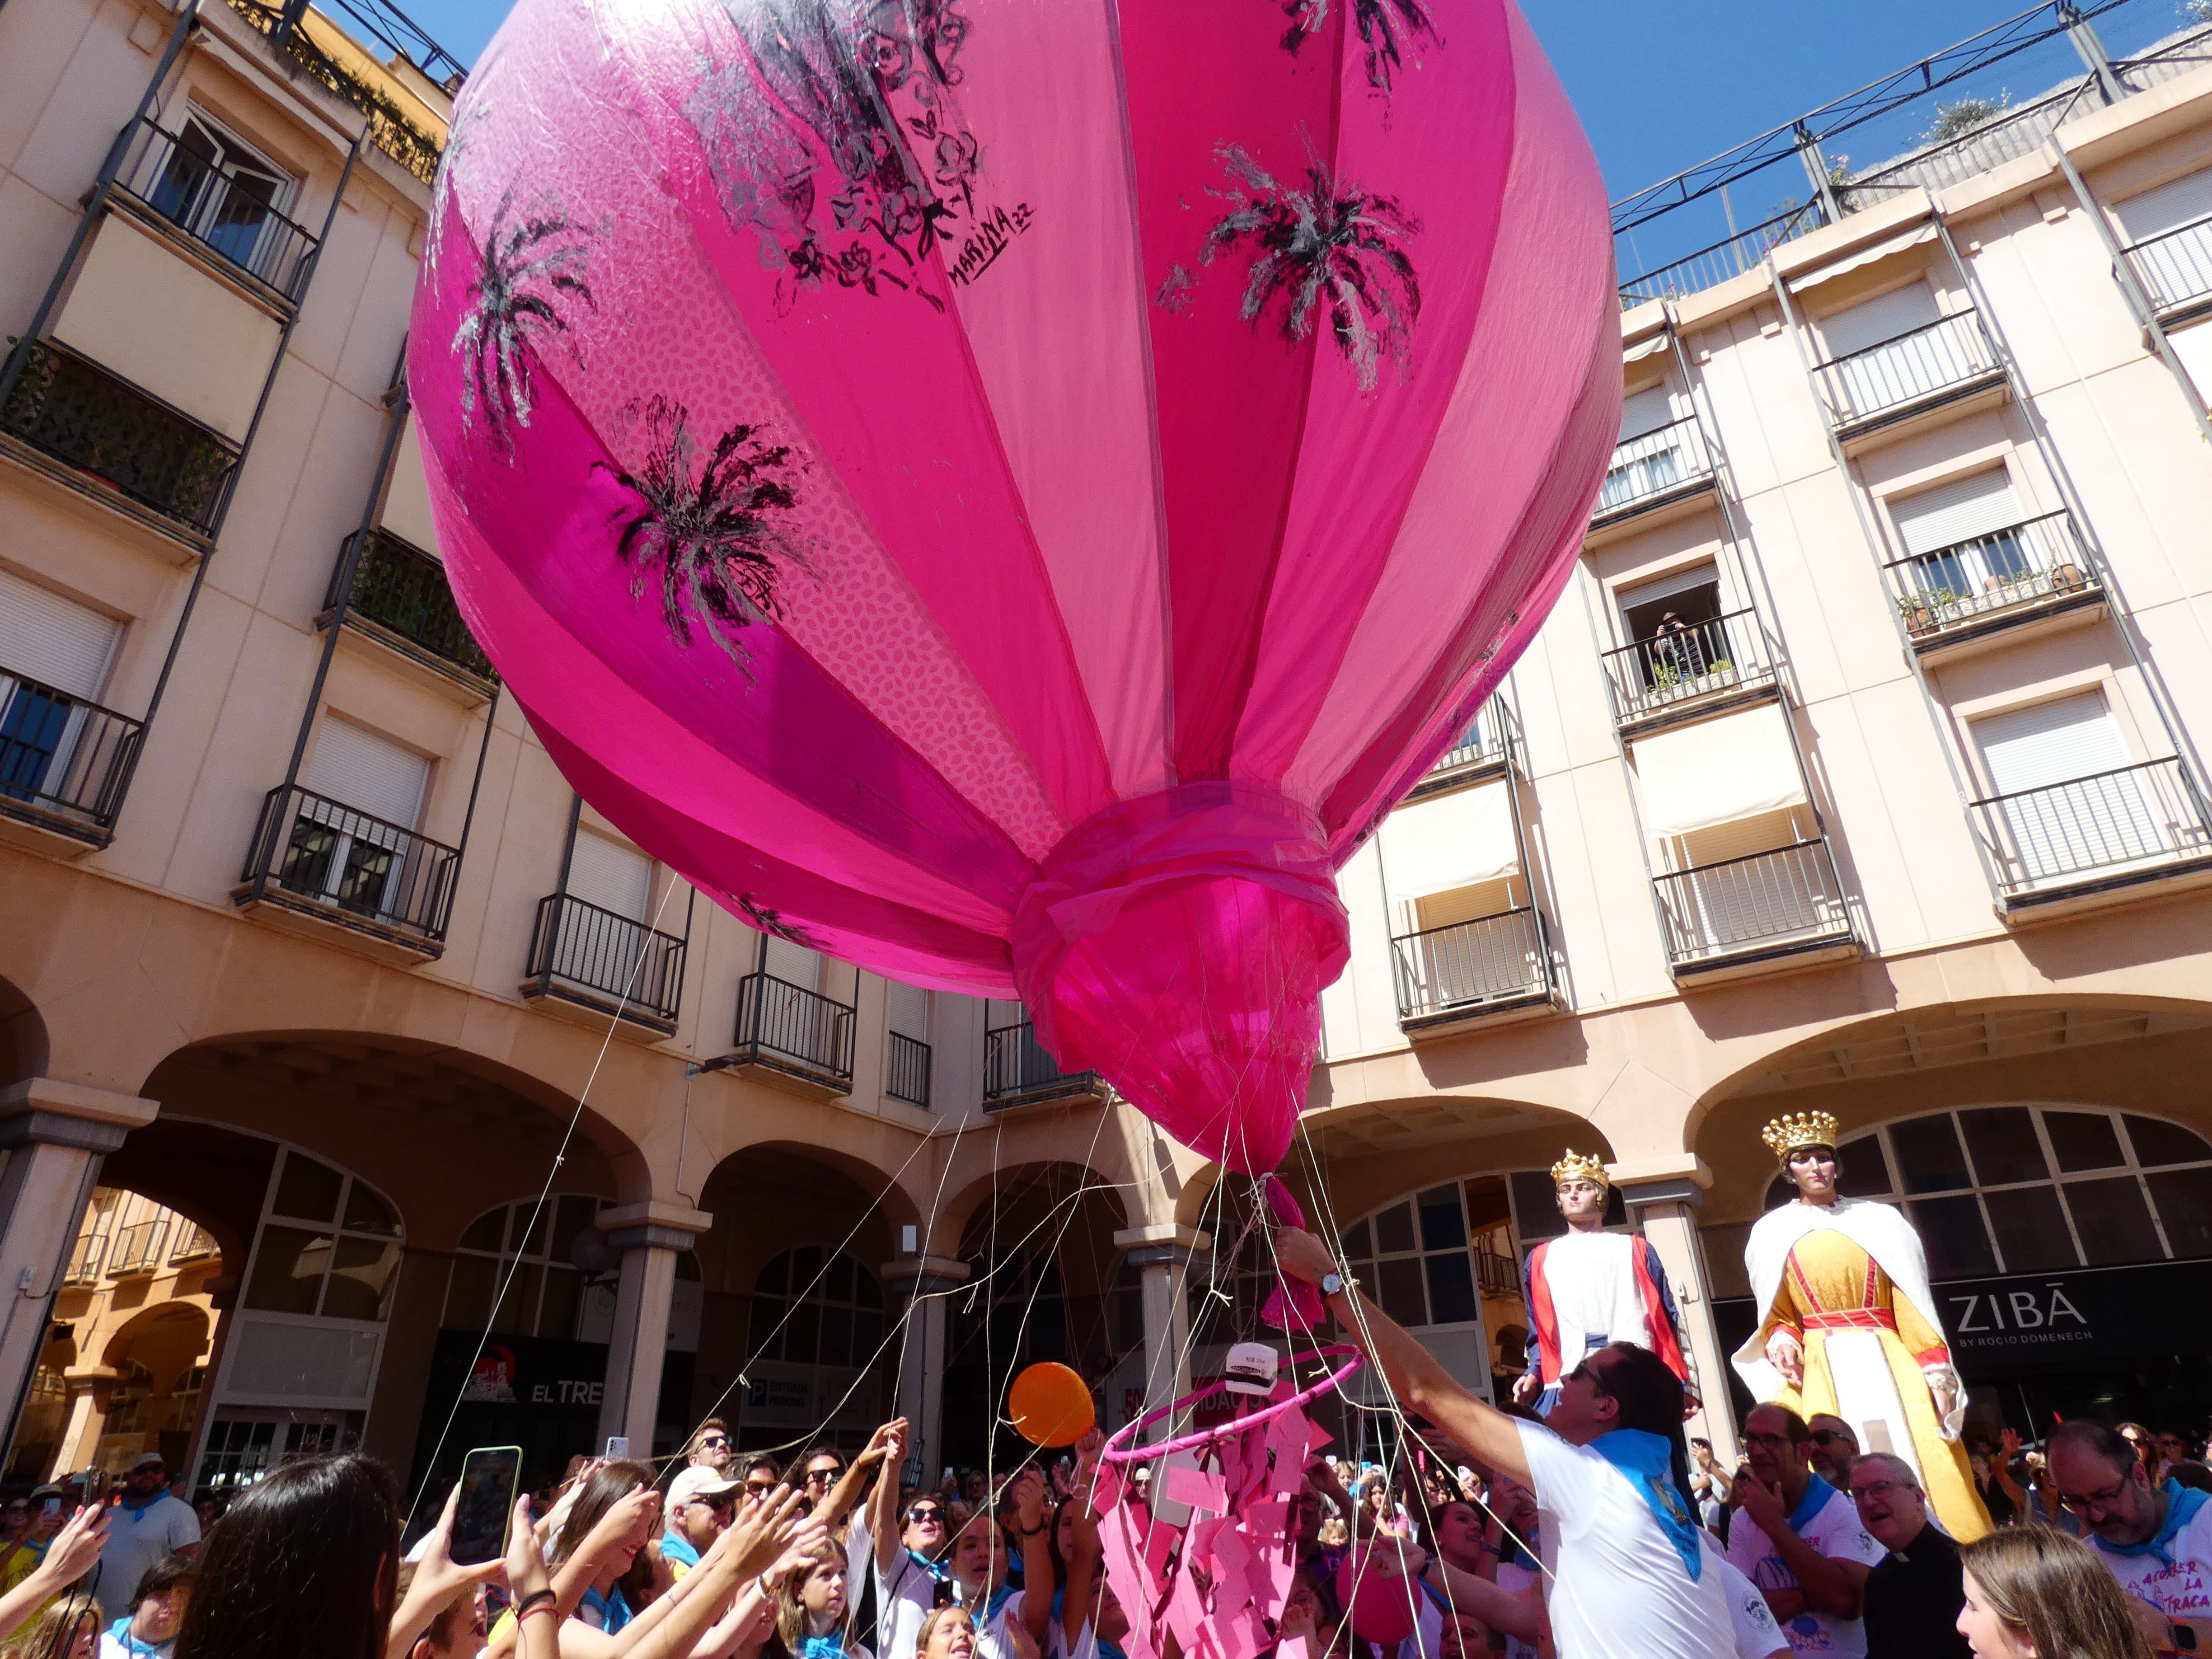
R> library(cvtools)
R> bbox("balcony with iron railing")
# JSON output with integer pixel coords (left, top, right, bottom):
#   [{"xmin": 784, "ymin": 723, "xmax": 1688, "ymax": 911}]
[
  {"xmin": 0, "ymin": 665, "xmax": 143, "ymax": 850},
  {"xmin": 63, "ymin": 1229, "xmax": 108, "ymax": 1287},
  {"xmin": 1600, "ymin": 607, "xmax": 1781, "ymax": 734},
  {"xmin": 235, "ymin": 784, "xmax": 459, "ymax": 958},
  {"xmin": 1653, "ymin": 839, "xmax": 1856, "ymax": 977},
  {"xmin": 2120, "ymin": 213, "xmax": 2212, "ymax": 323},
  {"xmin": 1409, "ymin": 698, "xmax": 1517, "ymax": 800},
  {"xmin": 328, "ymin": 529, "xmax": 498, "ymax": 691},
  {"xmin": 984, "ymin": 1021, "xmax": 1107, "ymax": 1111},
  {"xmin": 1810, "ymin": 310, "xmax": 2003, "ymax": 437},
  {"xmin": 0, "ymin": 339, "xmax": 239, "ymax": 535},
  {"xmin": 112, "ymin": 118, "xmax": 320, "ymax": 301},
  {"xmin": 1969, "ymin": 758, "xmax": 2212, "ymax": 910},
  {"xmin": 886, "ymin": 1031, "xmax": 933, "ymax": 1109},
  {"xmin": 1589, "ymin": 417, "xmax": 1717, "ymax": 529},
  {"xmin": 106, "ymin": 1215, "xmax": 173, "ymax": 1277},
  {"xmin": 523, "ymin": 894, "xmax": 687, "ymax": 1033},
  {"xmin": 169, "ymin": 1222, "xmax": 220, "ymax": 1264},
  {"xmin": 1885, "ymin": 509, "xmax": 2103, "ymax": 653},
  {"xmin": 727, "ymin": 972, "xmax": 856, "ymax": 1096},
  {"xmin": 1390, "ymin": 907, "xmax": 1554, "ymax": 1033}
]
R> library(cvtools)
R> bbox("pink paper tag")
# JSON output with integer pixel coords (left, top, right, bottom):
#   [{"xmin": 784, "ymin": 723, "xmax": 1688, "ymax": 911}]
[{"xmin": 1167, "ymin": 1465, "xmax": 1229, "ymax": 1516}]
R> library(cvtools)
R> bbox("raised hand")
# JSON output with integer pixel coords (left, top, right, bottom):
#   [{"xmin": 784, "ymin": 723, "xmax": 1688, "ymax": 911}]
[{"xmin": 1764, "ymin": 1327, "xmax": 1805, "ymax": 1390}]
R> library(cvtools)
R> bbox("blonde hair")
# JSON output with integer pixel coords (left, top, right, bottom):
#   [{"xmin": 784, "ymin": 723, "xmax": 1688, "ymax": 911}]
[
  {"xmin": 1, "ymin": 1599, "xmax": 98, "ymax": 1659},
  {"xmin": 775, "ymin": 1542, "xmax": 846, "ymax": 1654},
  {"xmin": 914, "ymin": 1605, "xmax": 973, "ymax": 1659},
  {"xmin": 1959, "ymin": 1528, "xmax": 2156, "ymax": 1659}
]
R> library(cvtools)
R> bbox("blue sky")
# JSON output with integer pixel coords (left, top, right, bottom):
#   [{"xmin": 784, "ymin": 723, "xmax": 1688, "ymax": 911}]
[{"xmin": 389, "ymin": 0, "xmax": 2173, "ymax": 205}]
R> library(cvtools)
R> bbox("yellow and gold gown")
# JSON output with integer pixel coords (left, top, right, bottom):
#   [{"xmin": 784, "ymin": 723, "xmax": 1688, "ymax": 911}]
[{"xmin": 1754, "ymin": 1226, "xmax": 1991, "ymax": 1542}]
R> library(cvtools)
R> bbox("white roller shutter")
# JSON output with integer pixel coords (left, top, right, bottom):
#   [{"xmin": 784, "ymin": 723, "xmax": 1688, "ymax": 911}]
[
  {"xmin": 1676, "ymin": 806, "xmax": 1805, "ymax": 870},
  {"xmin": 886, "ymin": 979, "xmax": 929, "ymax": 1041},
  {"xmin": 302, "ymin": 718, "xmax": 428, "ymax": 828},
  {"xmin": 0, "ymin": 570, "xmax": 122, "ymax": 700},
  {"xmin": 1618, "ymin": 561, "xmax": 1721, "ymax": 614},
  {"xmin": 1619, "ymin": 384, "xmax": 1676, "ymax": 441},
  {"xmin": 1892, "ymin": 468, "xmax": 2025, "ymax": 556},
  {"xmin": 2116, "ymin": 168, "xmax": 2212, "ymax": 242},
  {"xmin": 763, "ymin": 933, "xmax": 819, "ymax": 988},
  {"xmin": 1818, "ymin": 281, "xmax": 1941, "ymax": 359},
  {"xmin": 1974, "ymin": 692, "xmax": 2129, "ymax": 795},
  {"xmin": 566, "ymin": 830, "xmax": 651, "ymax": 921}
]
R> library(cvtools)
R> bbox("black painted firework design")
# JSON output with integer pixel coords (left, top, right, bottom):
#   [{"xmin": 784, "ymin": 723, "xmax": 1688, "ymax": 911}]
[
  {"xmin": 738, "ymin": 893, "xmax": 826, "ymax": 948},
  {"xmin": 1276, "ymin": 0, "xmax": 1440, "ymax": 93},
  {"xmin": 595, "ymin": 398, "xmax": 816, "ymax": 672},
  {"xmin": 451, "ymin": 184, "xmax": 594, "ymax": 450}
]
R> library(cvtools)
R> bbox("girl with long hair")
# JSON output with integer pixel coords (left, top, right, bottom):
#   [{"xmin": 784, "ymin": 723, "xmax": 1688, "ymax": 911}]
[
  {"xmin": 1956, "ymin": 1528, "xmax": 2158, "ymax": 1659},
  {"xmin": 770, "ymin": 1542, "xmax": 869, "ymax": 1659}
]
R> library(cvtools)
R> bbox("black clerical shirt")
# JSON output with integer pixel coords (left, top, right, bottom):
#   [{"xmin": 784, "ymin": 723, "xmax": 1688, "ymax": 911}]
[{"xmin": 1864, "ymin": 1522, "xmax": 1973, "ymax": 1659}]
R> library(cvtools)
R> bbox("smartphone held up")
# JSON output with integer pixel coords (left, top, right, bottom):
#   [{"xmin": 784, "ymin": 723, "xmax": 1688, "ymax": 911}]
[{"xmin": 450, "ymin": 1446, "xmax": 523, "ymax": 1567}]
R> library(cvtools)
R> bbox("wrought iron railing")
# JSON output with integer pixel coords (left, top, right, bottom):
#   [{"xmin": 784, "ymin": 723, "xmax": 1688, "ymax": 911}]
[
  {"xmin": 734, "ymin": 972, "xmax": 855, "ymax": 1087},
  {"xmin": 168, "ymin": 1223, "xmax": 220, "ymax": 1263},
  {"xmin": 1595, "ymin": 417, "xmax": 1715, "ymax": 516},
  {"xmin": 1968, "ymin": 759, "xmax": 2212, "ymax": 893},
  {"xmin": 115, "ymin": 118, "xmax": 320, "ymax": 298},
  {"xmin": 0, "ymin": 340, "xmax": 239, "ymax": 531},
  {"xmin": 0, "ymin": 664, "xmax": 143, "ymax": 839},
  {"xmin": 239, "ymin": 784, "xmax": 459, "ymax": 941},
  {"xmin": 1390, "ymin": 908, "xmax": 1549, "ymax": 1020},
  {"xmin": 1652, "ymin": 839, "xmax": 1851, "ymax": 966},
  {"xmin": 1600, "ymin": 607, "xmax": 1778, "ymax": 724},
  {"xmin": 1811, "ymin": 310, "xmax": 1999, "ymax": 427},
  {"xmin": 1885, "ymin": 509, "xmax": 2098, "ymax": 639},
  {"xmin": 2122, "ymin": 214, "xmax": 2212, "ymax": 315},
  {"xmin": 107, "ymin": 1215, "xmax": 173, "ymax": 1276},
  {"xmin": 331, "ymin": 530, "xmax": 497, "ymax": 683},
  {"xmin": 1848, "ymin": 81, "xmax": 2092, "ymax": 199},
  {"xmin": 1474, "ymin": 1243, "xmax": 1521, "ymax": 1298},
  {"xmin": 525, "ymin": 894, "xmax": 686, "ymax": 1025},
  {"xmin": 220, "ymin": 0, "xmax": 443, "ymax": 184},
  {"xmin": 1618, "ymin": 206, "xmax": 1818, "ymax": 309},
  {"xmin": 63, "ymin": 1229, "xmax": 108, "ymax": 1286},
  {"xmin": 886, "ymin": 1031, "xmax": 933, "ymax": 1108},
  {"xmin": 983, "ymin": 1021, "xmax": 1100, "ymax": 1107}
]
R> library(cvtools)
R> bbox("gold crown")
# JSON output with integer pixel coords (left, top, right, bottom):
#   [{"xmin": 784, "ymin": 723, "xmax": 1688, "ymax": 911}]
[
  {"xmin": 1550, "ymin": 1150, "xmax": 1610, "ymax": 1189},
  {"xmin": 1761, "ymin": 1112, "xmax": 1841, "ymax": 1163}
]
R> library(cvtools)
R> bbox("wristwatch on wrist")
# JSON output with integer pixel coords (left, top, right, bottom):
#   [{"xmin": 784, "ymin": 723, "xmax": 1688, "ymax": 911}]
[{"xmin": 1319, "ymin": 1270, "xmax": 1345, "ymax": 1297}]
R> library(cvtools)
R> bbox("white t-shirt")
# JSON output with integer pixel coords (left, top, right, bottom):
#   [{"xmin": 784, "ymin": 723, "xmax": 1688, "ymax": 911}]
[
  {"xmin": 1514, "ymin": 1421, "xmax": 1738, "ymax": 1659},
  {"xmin": 2092, "ymin": 1494, "xmax": 2212, "ymax": 1622},
  {"xmin": 972, "ymin": 1588, "xmax": 1030, "ymax": 1659},
  {"xmin": 94, "ymin": 1495, "xmax": 200, "ymax": 1623},
  {"xmin": 1716, "ymin": 1556, "xmax": 1789, "ymax": 1658},
  {"xmin": 870, "ymin": 1533, "xmax": 943, "ymax": 1659},
  {"xmin": 1496, "ymin": 1558, "xmax": 1542, "ymax": 1659},
  {"xmin": 1723, "ymin": 1478, "xmax": 1886, "ymax": 1656}
]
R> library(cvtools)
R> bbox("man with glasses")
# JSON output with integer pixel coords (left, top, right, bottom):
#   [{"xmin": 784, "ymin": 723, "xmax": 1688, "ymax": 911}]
[
  {"xmin": 740, "ymin": 1455, "xmax": 783, "ymax": 1499},
  {"xmin": 685, "ymin": 1418, "xmax": 734, "ymax": 1473},
  {"xmin": 1848, "ymin": 1454, "xmax": 1968, "ymax": 1659},
  {"xmin": 2048, "ymin": 1418, "xmax": 2212, "ymax": 1654},
  {"xmin": 1725, "ymin": 1404, "xmax": 1884, "ymax": 1655},
  {"xmin": 1808, "ymin": 1417, "xmax": 1859, "ymax": 1490},
  {"xmin": 661, "ymin": 1465, "xmax": 740, "ymax": 1579}
]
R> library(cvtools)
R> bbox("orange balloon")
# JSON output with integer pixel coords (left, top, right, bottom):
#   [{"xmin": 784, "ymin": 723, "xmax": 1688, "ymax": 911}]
[{"xmin": 1008, "ymin": 1362, "xmax": 1096, "ymax": 1448}]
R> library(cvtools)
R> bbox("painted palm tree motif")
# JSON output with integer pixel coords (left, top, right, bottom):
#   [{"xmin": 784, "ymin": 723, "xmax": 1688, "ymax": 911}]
[
  {"xmin": 1275, "ymin": 0, "xmax": 1439, "ymax": 92},
  {"xmin": 423, "ymin": 94, "xmax": 489, "ymax": 285},
  {"xmin": 739, "ymin": 892, "xmax": 826, "ymax": 948},
  {"xmin": 594, "ymin": 397, "xmax": 817, "ymax": 673},
  {"xmin": 1186, "ymin": 143, "xmax": 1421, "ymax": 391},
  {"xmin": 451, "ymin": 184, "xmax": 593, "ymax": 450}
]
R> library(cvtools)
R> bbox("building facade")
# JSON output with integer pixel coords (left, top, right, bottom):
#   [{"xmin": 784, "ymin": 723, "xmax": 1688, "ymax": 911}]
[{"xmin": 5, "ymin": 0, "xmax": 2212, "ymax": 1505}]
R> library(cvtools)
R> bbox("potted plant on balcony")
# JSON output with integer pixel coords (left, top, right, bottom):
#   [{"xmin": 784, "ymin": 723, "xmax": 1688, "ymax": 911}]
[
  {"xmin": 1899, "ymin": 587, "xmax": 1961, "ymax": 634},
  {"xmin": 2052, "ymin": 560, "xmax": 2088, "ymax": 594}
]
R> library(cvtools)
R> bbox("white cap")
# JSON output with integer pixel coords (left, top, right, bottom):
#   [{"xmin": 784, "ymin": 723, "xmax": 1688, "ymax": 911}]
[
  {"xmin": 1223, "ymin": 1341, "xmax": 1279, "ymax": 1397},
  {"xmin": 668, "ymin": 1465, "xmax": 742, "ymax": 1512}
]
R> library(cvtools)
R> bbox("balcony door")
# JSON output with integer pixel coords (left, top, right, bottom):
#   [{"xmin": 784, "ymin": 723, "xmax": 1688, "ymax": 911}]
[
  {"xmin": 293, "ymin": 718, "xmax": 428, "ymax": 916},
  {"xmin": 146, "ymin": 112, "xmax": 293, "ymax": 277},
  {"xmin": 0, "ymin": 568, "xmax": 121, "ymax": 804},
  {"xmin": 1670, "ymin": 806, "xmax": 1818, "ymax": 951},
  {"xmin": 1893, "ymin": 468, "xmax": 2029, "ymax": 607},
  {"xmin": 1617, "ymin": 563, "xmax": 1729, "ymax": 698},
  {"xmin": 1973, "ymin": 692, "xmax": 2159, "ymax": 882},
  {"xmin": 556, "ymin": 830, "xmax": 660, "ymax": 994}
]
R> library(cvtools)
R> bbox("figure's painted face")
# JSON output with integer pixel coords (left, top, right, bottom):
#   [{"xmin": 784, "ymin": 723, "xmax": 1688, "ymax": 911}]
[
  {"xmin": 1554, "ymin": 1178, "xmax": 1607, "ymax": 1222},
  {"xmin": 1786, "ymin": 1148, "xmax": 1840, "ymax": 1200}
]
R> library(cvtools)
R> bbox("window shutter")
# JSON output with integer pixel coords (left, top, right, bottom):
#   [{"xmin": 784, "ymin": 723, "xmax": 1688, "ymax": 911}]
[
  {"xmin": 1818, "ymin": 282, "xmax": 1940, "ymax": 359},
  {"xmin": 1618, "ymin": 384, "xmax": 1676, "ymax": 441},
  {"xmin": 1412, "ymin": 876, "xmax": 1520, "ymax": 931},
  {"xmin": 1676, "ymin": 806, "xmax": 1805, "ymax": 871},
  {"xmin": 1893, "ymin": 468, "xmax": 2025, "ymax": 556},
  {"xmin": 2117, "ymin": 168, "xmax": 2212, "ymax": 243},
  {"xmin": 886, "ymin": 980, "xmax": 929, "ymax": 1040},
  {"xmin": 0, "ymin": 570, "xmax": 122, "ymax": 700},
  {"xmin": 302, "ymin": 718, "xmax": 428, "ymax": 828},
  {"xmin": 1973, "ymin": 692, "xmax": 2131, "ymax": 796},
  {"xmin": 1617, "ymin": 561, "xmax": 1721, "ymax": 613},
  {"xmin": 566, "ymin": 830, "xmax": 651, "ymax": 921},
  {"xmin": 762, "ymin": 934, "xmax": 819, "ymax": 988}
]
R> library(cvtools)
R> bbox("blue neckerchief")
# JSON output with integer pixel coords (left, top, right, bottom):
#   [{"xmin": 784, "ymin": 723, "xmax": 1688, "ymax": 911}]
[
  {"xmin": 105, "ymin": 1619, "xmax": 163, "ymax": 1658},
  {"xmin": 801, "ymin": 1638, "xmax": 848, "ymax": 1659},
  {"xmin": 661, "ymin": 1531, "xmax": 701, "ymax": 1570},
  {"xmin": 1417, "ymin": 1576, "xmax": 1452, "ymax": 1612},
  {"xmin": 1098, "ymin": 1643, "xmax": 1127, "ymax": 1659},
  {"xmin": 2095, "ymin": 1480, "xmax": 2210, "ymax": 1567},
  {"xmin": 1500, "ymin": 1528, "xmax": 1537, "ymax": 1570},
  {"xmin": 1788, "ymin": 1473, "xmax": 1842, "ymax": 1535},
  {"xmin": 985, "ymin": 1583, "xmax": 1022, "ymax": 1622},
  {"xmin": 581, "ymin": 1585, "xmax": 633, "ymax": 1633},
  {"xmin": 908, "ymin": 1548, "xmax": 949, "ymax": 1583},
  {"xmin": 1590, "ymin": 1429, "xmax": 1701, "ymax": 1583}
]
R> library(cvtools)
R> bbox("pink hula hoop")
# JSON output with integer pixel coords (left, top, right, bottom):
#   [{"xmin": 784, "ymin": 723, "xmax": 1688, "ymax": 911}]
[{"xmin": 1098, "ymin": 1346, "xmax": 1362, "ymax": 1465}]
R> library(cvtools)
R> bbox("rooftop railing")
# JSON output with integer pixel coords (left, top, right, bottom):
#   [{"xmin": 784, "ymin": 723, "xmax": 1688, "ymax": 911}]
[
  {"xmin": 886, "ymin": 1031, "xmax": 933, "ymax": 1108},
  {"xmin": 0, "ymin": 340, "xmax": 238, "ymax": 532},
  {"xmin": 115, "ymin": 118, "xmax": 320, "ymax": 299},
  {"xmin": 330, "ymin": 530, "xmax": 498, "ymax": 685},
  {"xmin": 983, "ymin": 1021, "xmax": 1101, "ymax": 1109},
  {"xmin": 2121, "ymin": 213, "xmax": 2212, "ymax": 316},
  {"xmin": 0, "ymin": 665, "xmax": 143, "ymax": 843},
  {"xmin": 1885, "ymin": 509, "xmax": 2099, "ymax": 642},
  {"xmin": 1653, "ymin": 839, "xmax": 1852, "ymax": 969},
  {"xmin": 733, "ymin": 972, "xmax": 856, "ymax": 1090},
  {"xmin": 1600, "ymin": 607, "xmax": 1779, "ymax": 726},
  {"xmin": 220, "ymin": 0, "xmax": 444, "ymax": 184},
  {"xmin": 239, "ymin": 784, "xmax": 459, "ymax": 944},
  {"xmin": 1619, "ymin": 207, "xmax": 1818, "ymax": 309},
  {"xmin": 1389, "ymin": 907, "xmax": 1550, "ymax": 1022},
  {"xmin": 1594, "ymin": 416, "xmax": 1716, "ymax": 519},
  {"xmin": 1969, "ymin": 758, "xmax": 2212, "ymax": 894},
  {"xmin": 525, "ymin": 894, "xmax": 687, "ymax": 1027},
  {"xmin": 1811, "ymin": 310, "xmax": 2001, "ymax": 429}
]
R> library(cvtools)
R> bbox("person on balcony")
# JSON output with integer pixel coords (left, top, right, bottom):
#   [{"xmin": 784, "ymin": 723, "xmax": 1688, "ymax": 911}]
[
  {"xmin": 1735, "ymin": 1114, "xmax": 1991, "ymax": 1544},
  {"xmin": 1512, "ymin": 1152, "xmax": 1696, "ymax": 1418}
]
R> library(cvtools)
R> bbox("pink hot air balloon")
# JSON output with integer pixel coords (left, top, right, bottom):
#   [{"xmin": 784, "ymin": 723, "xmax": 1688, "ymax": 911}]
[{"xmin": 408, "ymin": 0, "xmax": 1619, "ymax": 1176}]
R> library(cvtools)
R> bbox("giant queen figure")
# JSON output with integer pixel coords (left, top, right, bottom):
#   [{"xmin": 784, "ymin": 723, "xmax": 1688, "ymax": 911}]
[{"xmin": 1736, "ymin": 1112, "xmax": 1992, "ymax": 1541}]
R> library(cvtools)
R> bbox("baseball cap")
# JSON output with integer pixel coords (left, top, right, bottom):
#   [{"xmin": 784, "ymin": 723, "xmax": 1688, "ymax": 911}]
[
  {"xmin": 668, "ymin": 1466, "xmax": 741, "ymax": 1512},
  {"xmin": 130, "ymin": 1453, "xmax": 166, "ymax": 1472}
]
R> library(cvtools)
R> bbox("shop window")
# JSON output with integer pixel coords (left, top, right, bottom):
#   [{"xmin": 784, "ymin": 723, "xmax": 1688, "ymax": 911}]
[
  {"xmin": 1762, "ymin": 1106, "xmax": 2212, "ymax": 1276},
  {"xmin": 241, "ymin": 1152, "xmax": 403, "ymax": 1322},
  {"xmin": 442, "ymin": 1194, "xmax": 610, "ymax": 1340}
]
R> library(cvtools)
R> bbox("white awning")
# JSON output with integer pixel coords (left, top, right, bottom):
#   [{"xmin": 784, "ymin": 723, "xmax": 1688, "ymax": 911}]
[
  {"xmin": 1380, "ymin": 781, "xmax": 1520, "ymax": 903},
  {"xmin": 1790, "ymin": 222, "xmax": 1939, "ymax": 293},
  {"xmin": 1633, "ymin": 705, "xmax": 1808, "ymax": 838},
  {"xmin": 1623, "ymin": 330, "xmax": 1673, "ymax": 364}
]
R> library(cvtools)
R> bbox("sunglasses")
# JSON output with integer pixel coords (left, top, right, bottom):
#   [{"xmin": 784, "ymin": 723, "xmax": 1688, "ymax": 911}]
[
  {"xmin": 806, "ymin": 1466, "xmax": 843, "ymax": 1484},
  {"xmin": 745, "ymin": 1478, "xmax": 778, "ymax": 1493},
  {"xmin": 699, "ymin": 1436, "xmax": 730, "ymax": 1448},
  {"xmin": 908, "ymin": 1505, "xmax": 946, "ymax": 1522}
]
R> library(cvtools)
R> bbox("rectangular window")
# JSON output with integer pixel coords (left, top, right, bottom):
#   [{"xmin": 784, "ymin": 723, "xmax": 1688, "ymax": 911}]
[
  {"xmin": 302, "ymin": 717, "xmax": 429, "ymax": 829},
  {"xmin": 566, "ymin": 830, "xmax": 651, "ymax": 920}
]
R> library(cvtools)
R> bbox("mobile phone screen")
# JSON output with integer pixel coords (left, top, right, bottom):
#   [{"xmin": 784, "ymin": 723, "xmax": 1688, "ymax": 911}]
[{"xmin": 451, "ymin": 1446, "xmax": 523, "ymax": 1567}]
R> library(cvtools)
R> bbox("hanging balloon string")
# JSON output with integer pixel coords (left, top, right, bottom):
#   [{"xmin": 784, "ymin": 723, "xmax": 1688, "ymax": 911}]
[{"xmin": 405, "ymin": 876, "xmax": 683, "ymax": 1530}]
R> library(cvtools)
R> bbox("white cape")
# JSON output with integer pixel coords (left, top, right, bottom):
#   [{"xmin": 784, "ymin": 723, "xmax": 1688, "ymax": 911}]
[{"xmin": 1732, "ymin": 1195, "xmax": 1967, "ymax": 1437}]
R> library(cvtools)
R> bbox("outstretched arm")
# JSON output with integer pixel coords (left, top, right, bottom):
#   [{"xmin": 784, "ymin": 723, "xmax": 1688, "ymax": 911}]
[{"xmin": 873, "ymin": 1419, "xmax": 911, "ymax": 1573}]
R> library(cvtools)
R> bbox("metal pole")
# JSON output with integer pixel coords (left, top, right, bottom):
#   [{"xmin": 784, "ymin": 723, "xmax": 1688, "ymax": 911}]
[
  {"xmin": 1574, "ymin": 567, "xmax": 1684, "ymax": 974},
  {"xmin": 2060, "ymin": 4, "xmax": 2129, "ymax": 106},
  {"xmin": 1795, "ymin": 124, "xmax": 1846, "ymax": 226}
]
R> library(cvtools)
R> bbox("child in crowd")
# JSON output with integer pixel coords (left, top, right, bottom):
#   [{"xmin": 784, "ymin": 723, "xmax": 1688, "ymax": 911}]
[{"xmin": 99, "ymin": 1553, "xmax": 194, "ymax": 1659}]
